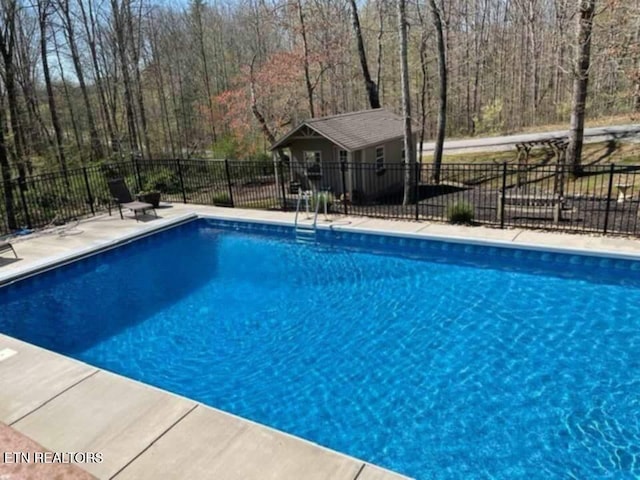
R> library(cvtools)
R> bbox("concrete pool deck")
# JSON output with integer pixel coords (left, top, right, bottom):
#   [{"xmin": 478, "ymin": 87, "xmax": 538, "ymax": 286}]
[{"xmin": 2, "ymin": 203, "xmax": 640, "ymax": 479}]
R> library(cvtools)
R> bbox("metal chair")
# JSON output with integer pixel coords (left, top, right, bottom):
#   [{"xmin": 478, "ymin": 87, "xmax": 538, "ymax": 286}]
[{"xmin": 107, "ymin": 178, "xmax": 157, "ymax": 221}]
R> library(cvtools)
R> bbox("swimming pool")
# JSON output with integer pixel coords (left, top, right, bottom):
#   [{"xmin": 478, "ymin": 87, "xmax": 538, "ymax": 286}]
[{"xmin": 1, "ymin": 218, "xmax": 640, "ymax": 479}]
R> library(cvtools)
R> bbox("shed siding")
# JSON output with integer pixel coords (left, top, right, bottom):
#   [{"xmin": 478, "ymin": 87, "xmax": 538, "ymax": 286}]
[
  {"xmin": 289, "ymin": 139, "xmax": 342, "ymax": 194},
  {"xmin": 357, "ymin": 135, "xmax": 415, "ymax": 198},
  {"xmin": 288, "ymin": 133, "xmax": 416, "ymax": 201}
]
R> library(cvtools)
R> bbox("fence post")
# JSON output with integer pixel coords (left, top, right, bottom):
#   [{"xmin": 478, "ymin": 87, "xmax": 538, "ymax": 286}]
[
  {"xmin": 603, "ymin": 163, "xmax": 615, "ymax": 235},
  {"xmin": 414, "ymin": 161, "xmax": 420, "ymax": 221},
  {"xmin": 224, "ymin": 159, "xmax": 235, "ymax": 207},
  {"xmin": 500, "ymin": 162, "xmax": 507, "ymax": 229},
  {"xmin": 82, "ymin": 166, "xmax": 95, "ymax": 215},
  {"xmin": 340, "ymin": 160, "xmax": 349, "ymax": 215},
  {"xmin": 279, "ymin": 160, "xmax": 288, "ymax": 211},
  {"xmin": 17, "ymin": 178, "xmax": 31, "ymax": 229},
  {"xmin": 176, "ymin": 158, "xmax": 187, "ymax": 204}
]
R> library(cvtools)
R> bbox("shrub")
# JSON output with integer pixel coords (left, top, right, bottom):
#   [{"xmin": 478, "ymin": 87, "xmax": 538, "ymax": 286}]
[
  {"xmin": 142, "ymin": 168, "xmax": 181, "ymax": 194},
  {"xmin": 211, "ymin": 192, "xmax": 232, "ymax": 206},
  {"xmin": 35, "ymin": 191, "xmax": 62, "ymax": 210},
  {"xmin": 251, "ymin": 152, "xmax": 272, "ymax": 163},
  {"xmin": 446, "ymin": 201, "xmax": 474, "ymax": 224}
]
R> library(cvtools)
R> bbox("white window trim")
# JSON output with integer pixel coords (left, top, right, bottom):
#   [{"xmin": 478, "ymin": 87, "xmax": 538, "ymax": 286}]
[{"xmin": 375, "ymin": 145, "xmax": 385, "ymax": 170}]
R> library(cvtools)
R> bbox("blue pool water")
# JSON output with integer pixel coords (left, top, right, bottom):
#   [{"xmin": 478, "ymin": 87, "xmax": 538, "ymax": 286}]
[{"xmin": 1, "ymin": 219, "xmax": 640, "ymax": 479}]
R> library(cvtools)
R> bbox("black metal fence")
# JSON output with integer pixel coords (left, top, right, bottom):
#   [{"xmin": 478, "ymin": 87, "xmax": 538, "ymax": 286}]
[{"xmin": 1, "ymin": 158, "xmax": 640, "ymax": 237}]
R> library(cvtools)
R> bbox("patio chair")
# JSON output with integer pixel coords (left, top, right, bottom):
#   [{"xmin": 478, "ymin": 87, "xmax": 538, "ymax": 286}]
[
  {"xmin": 107, "ymin": 178, "xmax": 157, "ymax": 221},
  {"xmin": 0, "ymin": 240, "xmax": 17, "ymax": 258}
]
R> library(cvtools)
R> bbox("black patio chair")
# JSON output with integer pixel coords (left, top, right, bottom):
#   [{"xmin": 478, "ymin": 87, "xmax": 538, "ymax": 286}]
[
  {"xmin": 107, "ymin": 178, "xmax": 157, "ymax": 221},
  {"xmin": 0, "ymin": 240, "xmax": 17, "ymax": 258}
]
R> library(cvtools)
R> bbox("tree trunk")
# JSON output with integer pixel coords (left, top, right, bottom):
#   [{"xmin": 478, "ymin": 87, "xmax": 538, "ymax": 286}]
[
  {"xmin": 297, "ymin": 0, "xmax": 315, "ymax": 117},
  {"xmin": 78, "ymin": 0, "xmax": 117, "ymax": 153},
  {"xmin": 249, "ymin": 58, "xmax": 275, "ymax": 144},
  {"xmin": 429, "ymin": 0, "xmax": 447, "ymax": 183},
  {"xmin": 0, "ymin": 44, "xmax": 27, "ymax": 181},
  {"xmin": 567, "ymin": 0, "xmax": 596, "ymax": 176},
  {"xmin": 149, "ymin": 19, "xmax": 175, "ymax": 157},
  {"xmin": 193, "ymin": 0, "xmax": 218, "ymax": 141},
  {"xmin": 126, "ymin": 0, "xmax": 151, "ymax": 157},
  {"xmin": 348, "ymin": 0, "xmax": 380, "ymax": 109},
  {"xmin": 111, "ymin": 0, "xmax": 139, "ymax": 154},
  {"xmin": 249, "ymin": 56, "xmax": 285, "ymax": 161},
  {"xmin": 53, "ymin": 33, "xmax": 82, "ymax": 154},
  {"xmin": 398, "ymin": 0, "xmax": 415, "ymax": 206},
  {"xmin": 167, "ymin": 60, "xmax": 185, "ymax": 158},
  {"xmin": 375, "ymin": 0, "xmax": 384, "ymax": 101},
  {"xmin": 0, "ymin": 98, "xmax": 17, "ymax": 230},
  {"xmin": 58, "ymin": 0, "xmax": 103, "ymax": 161},
  {"xmin": 418, "ymin": 29, "xmax": 428, "ymax": 163},
  {"xmin": 38, "ymin": 1, "xmax": 67, "ymax": 174}
]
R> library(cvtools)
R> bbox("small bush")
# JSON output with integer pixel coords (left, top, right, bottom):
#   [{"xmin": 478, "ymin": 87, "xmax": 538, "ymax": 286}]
[
  {"xmin": 211, "ymin": 192, "xmax": 232, "ymax": 206},
  {"xmin": 142, "ymin": 168, "xmax": 181, "ymax": 194},
  {"xmin": 446, "ymin": 202, "xmax": 474, "ymax": 224},
  {"xmin": 35, "ymin": 191, "xmax": 62, "ymax": 209}
]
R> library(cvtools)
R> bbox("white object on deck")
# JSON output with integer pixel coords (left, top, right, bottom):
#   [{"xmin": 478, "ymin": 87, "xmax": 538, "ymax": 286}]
[{"xmin": 0, "ymin": 348, "xmax": 18, "ymax": 362}]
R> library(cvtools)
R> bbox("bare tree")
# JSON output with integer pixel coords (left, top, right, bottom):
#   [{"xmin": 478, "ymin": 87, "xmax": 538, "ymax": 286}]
[
  {"xmin": 110, "ymin": 0, "xmax": 139, "ymax": 154},
  {"xmin": 347, "ymin": 0, "xmax": 380, "ymax": 109},
  {"xmin": 296, "ymin": 0, "xmax": 315, "ymax": 117},
  {"xmin": 429, "ymin": 0, "xmax": 447, "ymax": 183},
  {"xmin": 52, "ymin": 30, "xmax": 82, "ymax": 153},
  {"xmin": 567, "ymin": 0, "xmax": 596, "ymax": 175},
  {"xmin": 191, "ymin": 0, "xmax": 218, "ymax": 142},
  {"xmin": 36, "ymin": 0, "xmax": 67, "ymax": 173},
  {"xmin": 0, "ymin": 0, "xmax": 28, "ymax": 180},
  {"xmin": 77, "ymin": 0, "xmax": 117, "ymax": 153},
  {"xmin": 0, "ymin": 92, "xmax": 16, "ymax": 229},
  {"xmin": 397, "ymin": 0, "xmax": 414, "ymax": 206},
  {"xmin": 57, "ymin": 0, "xmax": 103, "ymax": 160}
]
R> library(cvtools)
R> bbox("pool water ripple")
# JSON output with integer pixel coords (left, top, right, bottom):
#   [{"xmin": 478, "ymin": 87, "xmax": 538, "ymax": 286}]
[{"xmin": 1, "ymin": 220, "xmax": 640, "ymax": 479}]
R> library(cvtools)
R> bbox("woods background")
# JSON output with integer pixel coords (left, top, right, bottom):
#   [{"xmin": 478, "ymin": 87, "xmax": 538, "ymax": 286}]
[{"xmin": 0, "ymin": 0, "xmax": 638, "ymax": 175}]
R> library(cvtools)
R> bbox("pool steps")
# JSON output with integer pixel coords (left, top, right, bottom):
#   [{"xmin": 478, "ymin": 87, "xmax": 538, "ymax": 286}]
[{"xmin": 294, "ymin": 190, "xmax": 322, "ymax": 243}]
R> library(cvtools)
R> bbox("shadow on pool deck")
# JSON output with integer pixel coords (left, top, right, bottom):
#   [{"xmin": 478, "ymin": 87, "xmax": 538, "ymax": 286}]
[{"xmin": 0, "ymin": 257, "xmax": 21, "ymax": 267}]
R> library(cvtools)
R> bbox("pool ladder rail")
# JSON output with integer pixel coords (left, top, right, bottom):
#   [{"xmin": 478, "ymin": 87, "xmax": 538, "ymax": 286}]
[{"xmin": 294, "ymin": 190, "xmax": 322, "ymax": 243}]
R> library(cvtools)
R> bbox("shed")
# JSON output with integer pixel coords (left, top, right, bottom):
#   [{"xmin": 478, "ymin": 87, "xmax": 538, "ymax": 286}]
[{"xmin": 270, "ymin": 109, "xmax": 417, "ymax": 202}]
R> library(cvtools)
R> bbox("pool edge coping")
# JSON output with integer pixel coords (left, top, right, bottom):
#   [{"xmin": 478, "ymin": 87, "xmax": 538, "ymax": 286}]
[
  {"xmin": 197, "ymin": 212, "xmax": 640, "ymax": 262},
  {"xmin": 0, "ymin": 213, "xmax": 198, "ymax": 287},
  {"xmin": 0, "ymin": 332, "xmax": 410, "ymax": 479},
  {"xmin": 5, "ymin": 212, "xmax": 640, "ymax": 290}
]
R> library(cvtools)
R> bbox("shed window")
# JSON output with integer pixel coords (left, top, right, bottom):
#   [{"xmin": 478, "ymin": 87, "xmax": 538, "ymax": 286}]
[
  {"xmin": 375, "ymin": 146, "xmax": 385, "ymax": 170},
  {"xmin": 339, "ymin": 150, "xmax": 348, "ymax": 163},
  {"xmin": 303, "ymin": 151, "xmax": 321, "ymax": 165}
]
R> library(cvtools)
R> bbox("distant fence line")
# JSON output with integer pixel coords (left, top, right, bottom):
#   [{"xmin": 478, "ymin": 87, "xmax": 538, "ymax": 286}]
[{"xmin": 1, "ymin": 158, "xmax": 640, "ymax": 237}]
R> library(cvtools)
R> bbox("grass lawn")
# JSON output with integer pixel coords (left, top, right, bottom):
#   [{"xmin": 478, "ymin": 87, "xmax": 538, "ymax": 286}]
[
  {"xmin": 422, "ymin": 141, "xmax": 640, "ymax": 165},
  {"xmin": 419, "ymin": 141, "xmax": 640, "ymax": 197}
]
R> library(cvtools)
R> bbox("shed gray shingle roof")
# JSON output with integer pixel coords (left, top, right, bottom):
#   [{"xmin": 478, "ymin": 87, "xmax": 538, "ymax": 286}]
[{"xmin": 271, "ymin": 109, "xmax": 413, "ymax": 152}]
